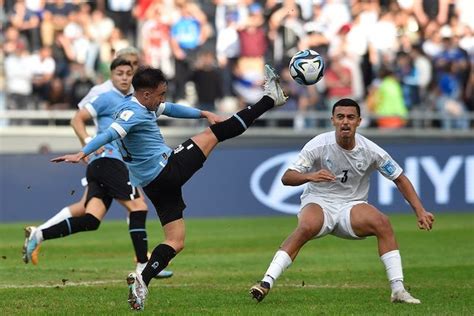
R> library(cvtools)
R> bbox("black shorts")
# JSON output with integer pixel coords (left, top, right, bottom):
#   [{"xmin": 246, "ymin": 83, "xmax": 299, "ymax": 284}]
[
  {"xmin": 143, "ymin": 139, "xmax": 206, "ymax": 226},
  {"xmin": 86, "ymin": 158, "xmax": 139, "ymax": 210}
]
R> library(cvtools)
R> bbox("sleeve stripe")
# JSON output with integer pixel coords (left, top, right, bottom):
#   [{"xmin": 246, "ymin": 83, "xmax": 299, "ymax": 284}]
[
  {"xmin": 156, "ymin": 102, "xmax": 166, "ymax": 116},
  {"xmin": 110, "ymin": 122, "xmax": 127, "ymax": 138},
  {"xmin": 84, "ymin": 103, "xmax": 97, "ymax": 118}
]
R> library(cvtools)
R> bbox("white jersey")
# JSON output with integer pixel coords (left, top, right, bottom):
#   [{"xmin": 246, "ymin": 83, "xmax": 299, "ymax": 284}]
[{"xmin": 289, "ymin": 131, "xmax": 403, "ymax": 204}]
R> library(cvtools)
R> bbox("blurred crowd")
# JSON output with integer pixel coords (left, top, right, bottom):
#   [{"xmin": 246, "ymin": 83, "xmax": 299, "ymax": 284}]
[{"xmin": 1, "ymin": 0, "xmax": 473, "ymax": 130}]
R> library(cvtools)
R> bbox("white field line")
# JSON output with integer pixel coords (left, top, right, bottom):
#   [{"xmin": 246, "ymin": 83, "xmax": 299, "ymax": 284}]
[{"xmin": 0, "ymin": 281, "xmax": 379, "ymax": 289}]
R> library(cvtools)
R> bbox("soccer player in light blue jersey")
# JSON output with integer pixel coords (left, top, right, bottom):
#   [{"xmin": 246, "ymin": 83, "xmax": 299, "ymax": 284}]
[
  {"xmin": 24, "ymin": 58, "xmax": 172, "ymax": 278},
  {"xmin": 52, "ymin": 64, "xmax": 288, "ymax": 310}
]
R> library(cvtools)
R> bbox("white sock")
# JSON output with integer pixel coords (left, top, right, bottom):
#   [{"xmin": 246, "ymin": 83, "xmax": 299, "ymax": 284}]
[
  {"xmin": 37, "ymin": 207, "xmax": 73, "ymax": 231},
  {"xmin": 380, "ymin": 250, "xmax": 405, "ymax": 293},
  {"xmin": 262, "ymin": 250, "xmax": 292, "ymax": 288}
]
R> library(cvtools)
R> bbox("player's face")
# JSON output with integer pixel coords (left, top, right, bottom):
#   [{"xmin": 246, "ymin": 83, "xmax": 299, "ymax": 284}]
[
  {"xmin": 331, "ymin": 106, "xmax": 361, "ymax": 139},
  {"xmin": 111, "ymin": 65, "xmax": 133, "ymax": 95},
  {"xmin": 144, "ymin": 82, "xmax": 168, "ymax": 111}
]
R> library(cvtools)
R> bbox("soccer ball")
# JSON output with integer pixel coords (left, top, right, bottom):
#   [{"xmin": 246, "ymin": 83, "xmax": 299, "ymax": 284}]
[{"xmin": 289, "ymin": 49, "xmax": 325, "ymax": 85}]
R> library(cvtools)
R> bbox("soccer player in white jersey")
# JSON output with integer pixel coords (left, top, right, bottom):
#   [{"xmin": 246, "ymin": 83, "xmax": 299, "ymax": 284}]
[
  {"xmin": 51, "ymin": 64, "xmax": 288, "ymax": 310},
  {"xmin": 249, "ymin": 98, "xmax": 435, "ymax": 304},
  {"xmin": 22, "ymin": 47, "xmax": 173, "ymax": 278}
]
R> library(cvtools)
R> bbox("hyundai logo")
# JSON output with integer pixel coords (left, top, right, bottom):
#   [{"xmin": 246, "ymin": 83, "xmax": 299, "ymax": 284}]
[{"xmin": 250, "ymin": 152, "xmax": 303, "ymax": 214}]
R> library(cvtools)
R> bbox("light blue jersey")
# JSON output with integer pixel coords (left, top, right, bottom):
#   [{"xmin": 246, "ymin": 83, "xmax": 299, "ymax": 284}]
[
  {"xmin": 83, "ymin": 88, "xmax": 129, "ymax": 164},
  {"xmin": 82, "ymin": 97, "xmax": 202, "ymax": 187}
]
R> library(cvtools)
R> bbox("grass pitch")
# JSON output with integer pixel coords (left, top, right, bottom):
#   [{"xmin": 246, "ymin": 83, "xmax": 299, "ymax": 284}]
[{"xmin": 0, "ymin": 213, "xmax": 473, "ymax": 315}]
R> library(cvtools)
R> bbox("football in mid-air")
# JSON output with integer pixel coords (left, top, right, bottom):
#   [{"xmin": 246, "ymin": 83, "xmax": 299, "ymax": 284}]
[{"xmin": 289, "ymin": 49, "xmax": 325, "ymax": 85}]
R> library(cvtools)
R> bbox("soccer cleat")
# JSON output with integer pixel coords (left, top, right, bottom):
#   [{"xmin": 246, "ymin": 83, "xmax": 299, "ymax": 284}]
[
  {"xmin": 391, "ymin": 290, "xmax": 421, "ymax": 304},
  {"xmin": 23, "ymin": 226, "xmax": 41, "ymax": 265},
  {"xmin": 263, "ymin": 64, "xmax": 288, "ymax": 107},
  {"xmin": 249, "ymin": 281, "xmax": 271, "ymax": 302},
  {"xmin": 127, "ymin": 272, "xmax": 148, "ymax": 310}
]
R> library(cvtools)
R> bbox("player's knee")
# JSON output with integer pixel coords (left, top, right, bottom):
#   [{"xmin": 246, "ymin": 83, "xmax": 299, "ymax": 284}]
[
  {"xmin": 165, "ymin": 240, "xmax": 184, "ymax": 253},
  {"xmin": 296, "ymin": 222, "xmax": 319, "ymax": 240},
  {"xmin": 83, "ymin": 213, "xmax": 101, "ymax": 231},
  {"xmin": 373, "ymin": 213, "xmax": 393, "ymax": 236},
  {"xmin": 174, "ymin": 241, "xmax": 185, "ymax": 253}
]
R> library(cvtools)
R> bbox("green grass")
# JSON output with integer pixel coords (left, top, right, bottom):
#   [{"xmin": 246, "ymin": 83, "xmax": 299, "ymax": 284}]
[{"xmin": 0, "ymin": 214, "xmax": 473, "ymax": 315}]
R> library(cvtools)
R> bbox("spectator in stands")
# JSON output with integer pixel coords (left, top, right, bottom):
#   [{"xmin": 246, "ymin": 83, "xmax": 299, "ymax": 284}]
[
  {"xmin": 190, "ymin": 50, "xmax": 223, "ymax": 112},
  {"xmin": 325, "ymin": 54, "xmax": 354, "ymax": 122},
  {"xmin": 268, "ymin": 1, "xmax": 305, "ymax": 69},
  {"xmin": 409, "ymin": 44, "xmax": 434, "ymax": 128},
  {"xmin": 4, "ymin": 41, "xmax": 34, "ymax": 123},
  {"xmin": 31, "ymin": 46, "xmax": 55, "ymax": 109},
  {"xmin": 8, "ymin": 0, "xmax": 41, "ymax": 51},
  {"xmin": 3, "ymin": 25, "xmax": 28, "ymax": 56},
  {"xmin": 44, "ymin": 0, "xmax": 77, "ymax": 32},
  {"xmin": 215, "ymin": 6, "xmax": 240, "ymax": 98},
  {"xmin": 394, "ymin": 52, "xmax": 420, "ymax": 110},
  {"xmin": 368, "ymin": 68, "xmax": 408, "ymax": 129},
  {"xmin": 105, "ymin": 0, "xmax": 135, "ymax": 41},
  {"xmin": 69, "ymin": 63, "xmax": 95, "ymax": 109},
  {"xmin": 436, "ymin": 62, "xmax": 469, "ymax": 130},
  {"xmin": 234, "ymin": 2, "xmax": 267, "ymax": 108},
  {"xmin": 413, "ymin": 0, "xmax": 449, "ymax": 29},
  {"xmin": 140, "ymin": 1, "xmax": 174, "ymax": 78},
  {"xmin": 170, "ymin": 0, "xmax": 211, "ymax": 102},
  {"xmin": 301, "ymin": 3, "xmax": 330, "ymax": 55},
  {"xmin": 51, "ymin": 30, "xmax": 75, "ymax": 79},
  {"xmin": 368, "ymin": 10, "xmax": 398, "ymax": 74}
]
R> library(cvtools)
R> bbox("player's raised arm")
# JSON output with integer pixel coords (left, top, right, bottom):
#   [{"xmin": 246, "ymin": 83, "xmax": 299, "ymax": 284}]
[
  {"xmin": 393, "ymin": 173, "xmax": 435, "ymax": 231},
  {"xmin": 51, "ymin": 128, "xmax": 119, "ymax": 163}
]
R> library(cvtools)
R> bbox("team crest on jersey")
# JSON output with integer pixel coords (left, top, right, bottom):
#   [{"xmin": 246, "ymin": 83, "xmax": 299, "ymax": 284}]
[
  {"xmin": 381, "ymin": 160, "xmax": 396, "ymax": 176},
  {"xmin": 119, "ymin": 110, "xmax": 134, "ymax": 121},
  {"xmin": 356, "ymin": 161, "xmax": 364, "ymax": 170}
]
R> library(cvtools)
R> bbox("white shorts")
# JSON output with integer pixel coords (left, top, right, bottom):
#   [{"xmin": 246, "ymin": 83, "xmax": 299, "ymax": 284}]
[{"xmin": 299, "ymin": 195, "xmax": 366, "ymax": 240}]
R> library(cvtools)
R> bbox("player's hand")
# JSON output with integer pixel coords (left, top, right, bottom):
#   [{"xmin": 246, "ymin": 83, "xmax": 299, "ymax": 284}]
[
  {"xmin": 307, "ymin": 169, "xmax": 336, "ymax": 183},
  {"xmin": 201, "ymin": 111, "xmax": 224, "ymax": 125},
  {"xmin": 95, "ymin": 146, "xmax": 105, "ymax": 155},
  {"xmin": 417, "ymin": 211, "xmax": 435, "ymax": 231},
  {"xmin": 51, "ymin": 152, "xmax": 85, "ymax": 163}
]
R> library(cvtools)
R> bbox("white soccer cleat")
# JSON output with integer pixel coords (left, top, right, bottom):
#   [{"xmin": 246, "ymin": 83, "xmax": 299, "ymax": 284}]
[
  {"xmin": 263, "ymin": 64, "xmax": 288, "ymax": 107},
  {"xmin": 127, "ymin": 272, "xmax": 148, "ymax": 310},
  {"xmin": 23, "ymin": 226, "xmax": 41, "ymax": 265},
  {"xmin": 391, "ymin": 289, "xmax": 421, "ymax": 304}
]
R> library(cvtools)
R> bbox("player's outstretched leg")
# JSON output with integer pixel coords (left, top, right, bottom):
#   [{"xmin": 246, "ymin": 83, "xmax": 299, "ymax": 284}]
[
  {"xmin": 391, "ymin": 290, "xmax": 421, "ymax": 304},
  {"xmin": 127, "ymin": 272, "xmax": 148, "ymax": 310},
  {"xmin": 208, "ymin": 64, "xmax": 288, "ymax": 144},
  {"xmin": 249, "ymin": 281, "xmax": 271, "ymax": 302}
]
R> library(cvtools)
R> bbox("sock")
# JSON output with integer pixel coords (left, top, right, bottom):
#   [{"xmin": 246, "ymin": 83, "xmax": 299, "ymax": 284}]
[
  {"xmin": 210, "ymin": 96, "xmax": 274, "ymax": 142},
  {"xmin": 262, "ymin": 250, "xmax": 292, "ymax": 288},
  {"xmin": 141, "ymin": 243, "xmax": 176, "ymax": 286},
  {"xmin": 37, "ymin": 207, "xmax": 72, "ymax": 231},
  {"xmin": 129, "ymin": 211, "xmax": 148, "ymax": 264},
  {"xmin": 42, "ymin": 213, "xmax": 100, "ymax": 240},
  {"xmin": 380, "ymin": 250, "xmax": 405, "ymax": 293}
]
